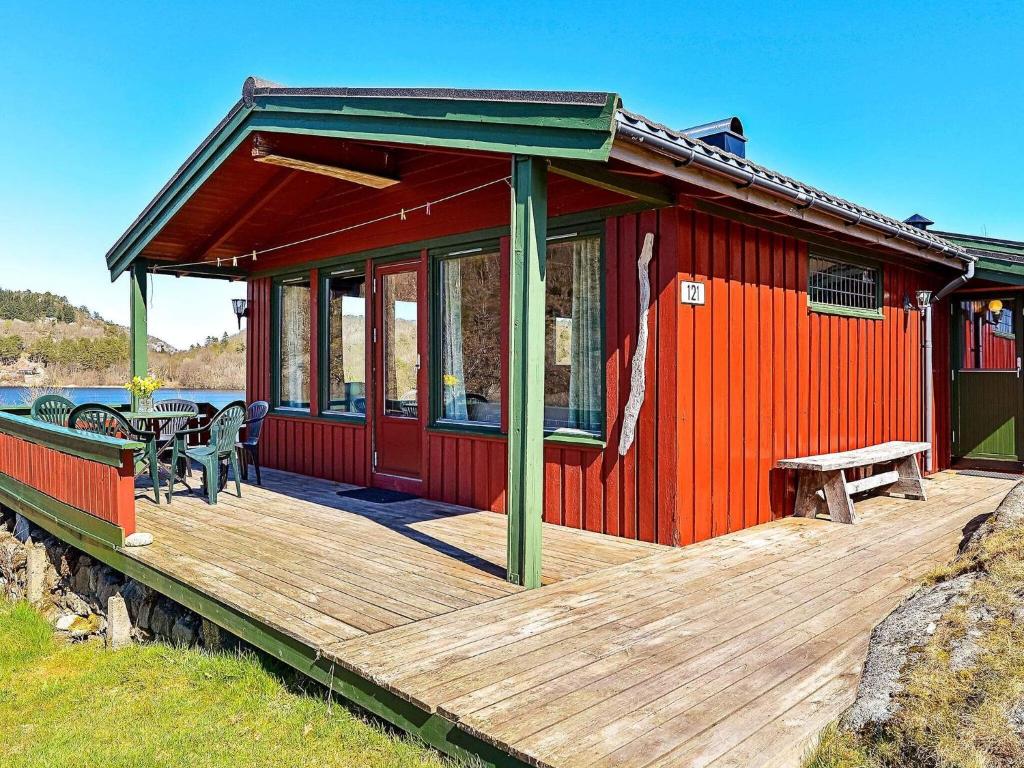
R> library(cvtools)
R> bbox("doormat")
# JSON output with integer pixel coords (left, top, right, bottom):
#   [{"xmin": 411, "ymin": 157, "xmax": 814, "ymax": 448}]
[
  {"xmin": 337, "ymin": 488, "xmax": 417, "ymax": 504},
  {"xmin": 956, "ymin": 469, "xmax": 1024, "ymax": 481}
]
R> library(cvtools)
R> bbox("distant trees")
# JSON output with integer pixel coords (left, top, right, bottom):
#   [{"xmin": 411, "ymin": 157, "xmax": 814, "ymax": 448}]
[
  {"xmin": 0, "ymin": 289, "xmax": 77, "ymax": 323},
  {"xmin": 26, "ymin": 331, "xmax": 128, "ymax": 372},
  {"xmin": 0, "ymin": 335, "xmax": 25, "ymax": 365}
]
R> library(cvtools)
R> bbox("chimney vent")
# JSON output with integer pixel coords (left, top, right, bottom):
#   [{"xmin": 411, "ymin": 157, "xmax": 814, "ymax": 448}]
[
  {"xmin": 681, "ymin": 117, "xmax": 746, "ymax": 158},
  {"xmin": 903, "ymin": 213, "xmax": 935, "ymax": 231}
]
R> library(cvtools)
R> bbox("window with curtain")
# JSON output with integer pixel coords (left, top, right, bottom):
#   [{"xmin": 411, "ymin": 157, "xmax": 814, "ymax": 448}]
[
  {"xmin": 545, "ymin": 235, "xmax": 602, "ymax": 434},
  {"xmin": 325, "ymin": 272, "xmax": 366, "ymax": 415},
  {"xmin": 437, "ymin": 249, "xmax": 502, "ymax": 426},
  {"xmin": 277, "ymin": 278, "xmax": 311, "ymax": 409}
]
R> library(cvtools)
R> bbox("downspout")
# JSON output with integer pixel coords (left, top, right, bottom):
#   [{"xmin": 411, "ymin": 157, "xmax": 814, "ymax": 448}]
[{"xmin": 922, "ymin": 259, "xmax": 976, "ymax": 472}]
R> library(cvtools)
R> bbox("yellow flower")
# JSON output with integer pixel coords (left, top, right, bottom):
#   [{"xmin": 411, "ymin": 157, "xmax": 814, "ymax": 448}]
[{"xmin": 443, "ymin": 374, "xmax": 459, "ymax": 387}]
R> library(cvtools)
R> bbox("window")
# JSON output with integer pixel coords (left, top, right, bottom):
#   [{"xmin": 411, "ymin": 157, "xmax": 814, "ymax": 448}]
[
  {"xmin": 276, "ymin": 277, "xmax": 311, "ymax": 409},
  {"xmin": 808, "ymin": 253, "xmax": 882, "ymax": 316},
  {"xmin": 324, "ymin": 271, "xmax": 367, "ymax": 415},
  {"xmin": 437, "ymin": 248, "xmax": 502, "ymax": 426},
  {"xmin": 545, "ymin": 235, "xmax": 602, "ymax": 434}
]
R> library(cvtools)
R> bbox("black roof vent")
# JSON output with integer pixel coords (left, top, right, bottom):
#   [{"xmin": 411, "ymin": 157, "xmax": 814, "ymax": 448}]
[
  {"xmin": 681, "ymin": 117, "xmax": 746, "ymax": 158},
  {"xmin": 903, "ymin": 213, "xmax": 935, "ymax": 231}
]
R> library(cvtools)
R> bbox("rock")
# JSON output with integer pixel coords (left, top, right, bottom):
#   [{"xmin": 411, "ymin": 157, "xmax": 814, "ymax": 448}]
[
  {"xmin": 120, "ymin": 580, "xmax": 153, "ymax": 624},
  {"xmin": 66, "ymin": 614, "xmax": 103, "ymax": 639},
  {"xmin": 25, "ymin": 545, "xmax": 46, "ymax": 604},
  {"xmin": 171, "ymin": 614, "xmax": 201, "ymax": 647},
  {"xmin": 106, "ymin": 595, "xmax": 132, "ymax": 650},
  {"xmin": 13, "ymin": 514, "xmax": 31, "ymax": 543},
  {"xmin": 149, "ymin": 600, "xmax": 178, "ymax": 639},
  {"xmin": 124, "ymin": 532, "xmax": 154, "ymax": 547},
  {"xmin": 54, "ymin": 614, "xmax": 77, "ymax": 631},
  {"xmin": 72, "ymin": 557, "xmax": 93, "ymax": 595},
  {"xmin": 58, "ymin": 591, "xmax": 91, "ymax": 617},
  {"xmin": 94, "ymin": 568, "xmax": 124, "ymax": 607},
  {"xmin": 843, "ymin": 572, "xmax": 979, "ymax": 733},
  {"xmin": 963, "ymin": 481, "xmax": 1024, "ymax": 551},
  {"xmin": 200, "ymin": 618, "xmax": 223, "ymax": 649}
]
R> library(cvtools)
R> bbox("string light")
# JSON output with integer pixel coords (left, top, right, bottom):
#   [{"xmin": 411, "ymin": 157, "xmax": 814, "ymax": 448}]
[{"xmin": 152, "ymin": 175, "xmax": 511, "ymax": 274}]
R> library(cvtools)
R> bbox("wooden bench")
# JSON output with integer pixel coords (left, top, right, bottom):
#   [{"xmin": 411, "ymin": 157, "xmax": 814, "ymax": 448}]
[{"xmin": 775, "ymin": 441, "xmax": 930, "ymax": 524}]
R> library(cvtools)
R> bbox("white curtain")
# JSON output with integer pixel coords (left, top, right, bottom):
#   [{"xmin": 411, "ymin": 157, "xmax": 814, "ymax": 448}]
[
  {"xmin": 441, "ymin": 260, "xmax": 468, "ymax": 420},
  {"xmin": 568, "ymin": 238, "xmax": 601, "ymax": 432}
]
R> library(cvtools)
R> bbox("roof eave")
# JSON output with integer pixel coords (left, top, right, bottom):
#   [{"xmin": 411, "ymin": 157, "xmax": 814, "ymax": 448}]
[
  {"xmin": 612, "ymin": 112, "xmax": 971, "ymax": 269},
  {"xmin": 105, "ymin": 82, "xmax": 621, "ymax": 280}
]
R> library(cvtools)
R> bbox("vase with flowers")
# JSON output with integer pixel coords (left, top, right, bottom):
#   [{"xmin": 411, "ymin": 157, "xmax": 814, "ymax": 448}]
[{"xmin": 124, "ymin": 375, "xmax": 163, "ymax": 412}]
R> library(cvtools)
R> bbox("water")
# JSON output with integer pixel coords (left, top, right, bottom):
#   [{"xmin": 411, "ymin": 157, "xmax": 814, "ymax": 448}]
[{"xmin": 0, "ymin": 386, "xmax": 245, "ymax": 409}]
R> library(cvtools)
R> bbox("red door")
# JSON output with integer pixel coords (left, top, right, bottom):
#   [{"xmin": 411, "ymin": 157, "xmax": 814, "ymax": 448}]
[{"xmin": 371, "ymin": 261, "xmax": 423, "ymax": 491}]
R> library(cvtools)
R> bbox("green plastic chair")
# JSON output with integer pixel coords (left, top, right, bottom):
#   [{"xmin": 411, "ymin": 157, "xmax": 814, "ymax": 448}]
[
  {"xmin": 169, "ymin": 401, "xmax": 246, "ymax": 505},
  {"xmin": 30, "ymin": 394, "xmax": 75, "ymax": 427},
  {"xmin": 68, "ymin": 403, "xmax": 161, "ymax": 504}
]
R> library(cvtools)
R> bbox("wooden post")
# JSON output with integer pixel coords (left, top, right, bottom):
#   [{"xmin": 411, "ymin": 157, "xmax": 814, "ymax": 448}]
[
  {"xmin": 506, "ymin": 155, "xmax": 547, "ymax": 589},
  {"xmin": 129, "ymin": 260, "xmax": 149, "ymax": 408}
]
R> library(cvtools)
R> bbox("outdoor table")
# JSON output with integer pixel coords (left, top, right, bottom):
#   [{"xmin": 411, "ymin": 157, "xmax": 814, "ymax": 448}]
[{"xmin": 124, "ymin": 410, "xmax": 197, "ymax": 486}]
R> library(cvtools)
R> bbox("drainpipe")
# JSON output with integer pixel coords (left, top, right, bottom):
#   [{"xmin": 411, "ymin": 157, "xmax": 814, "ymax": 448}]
[{"xmin": 922, "ymin": 260, "xmax": 976, "ymax": 472}]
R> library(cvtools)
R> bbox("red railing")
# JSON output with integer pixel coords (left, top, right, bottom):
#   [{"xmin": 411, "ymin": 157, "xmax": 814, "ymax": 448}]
[{"xmin": 0, "ymin": 412, "xmax": 139, "ymax": 540}]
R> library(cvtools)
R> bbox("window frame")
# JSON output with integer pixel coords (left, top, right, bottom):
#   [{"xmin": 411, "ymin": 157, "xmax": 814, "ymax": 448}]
[
  {"xmin": 806, "ymin": 249, "xmax": 884, "ymax": 320},
  {"xmin": 270, "ymin": 272, "xmax": 313, "ymax": 414},
  {"xmin": 317, "ymin": 265, "xmax": 369, "ymax": 422},
  {"xmin": 426, "ymin": 224, "xmax": 607, "ymax": 443},
  {"xmin": 428, "ymin": 237, "xmax": 504, "ymax": 436}
]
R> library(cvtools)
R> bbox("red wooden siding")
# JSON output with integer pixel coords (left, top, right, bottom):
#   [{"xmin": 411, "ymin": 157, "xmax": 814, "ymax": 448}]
[
  {"xmin": 0, "ymin": 432, "xmax": 136, "ymax": 534},
  {"xmin": 246, "ymin": 203, "xmax": 949, "ymax": 547},
  {"xmin": 962, "ymin": 314, "xmax": 1016, "ymax": 369}
]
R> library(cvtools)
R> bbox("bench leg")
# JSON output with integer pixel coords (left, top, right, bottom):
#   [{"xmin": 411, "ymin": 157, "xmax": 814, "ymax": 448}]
[
  {"xmin": 794, "ymin": 472, "xmax": 824, "ymax": 518},
  {"xmin": 891, "ymin": 455, "xmax": 927, "ymax": 500},
  {"xmin": 821, "ymin": 470, "xmax": 857, "ymax": 524}
]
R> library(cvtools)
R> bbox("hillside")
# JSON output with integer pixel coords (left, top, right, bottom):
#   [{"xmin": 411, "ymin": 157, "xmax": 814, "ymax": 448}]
[{"xmin": 0, "ymin": 288, "xmax": 244, "ymax": 389}]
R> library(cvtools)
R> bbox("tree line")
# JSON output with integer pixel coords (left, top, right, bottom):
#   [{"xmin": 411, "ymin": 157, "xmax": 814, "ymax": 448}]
[{"xmin": 0, "ymin": 289, "xmax": 80, "ymax": 323}]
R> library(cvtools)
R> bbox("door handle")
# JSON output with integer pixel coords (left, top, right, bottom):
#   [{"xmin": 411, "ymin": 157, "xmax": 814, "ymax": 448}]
[{"xmin": 1017, "ymin": 356, "xmax": 1021, "ymax": 378}]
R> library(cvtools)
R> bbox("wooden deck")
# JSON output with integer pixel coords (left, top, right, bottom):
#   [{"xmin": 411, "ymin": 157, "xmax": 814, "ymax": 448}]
[{"xmin": 128, "ymin": 469, "xmax": 1014, "ymax": 768}]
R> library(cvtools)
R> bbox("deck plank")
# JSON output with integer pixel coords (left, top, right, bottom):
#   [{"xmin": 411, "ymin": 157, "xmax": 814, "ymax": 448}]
[{"xmin": 125, "ymin": 469, "xmax": 1014, "ymax": 768}]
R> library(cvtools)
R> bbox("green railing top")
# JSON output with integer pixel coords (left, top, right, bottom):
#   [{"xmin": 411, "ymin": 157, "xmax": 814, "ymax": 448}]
[{"xmin": 0, "ymin": 410, "xmax": 143, "ymax": 468}]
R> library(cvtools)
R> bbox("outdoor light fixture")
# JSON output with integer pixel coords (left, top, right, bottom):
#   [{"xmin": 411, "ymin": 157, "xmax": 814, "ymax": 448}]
[
  {"xmin": 902, "ymin": 294, "xmax": 914, "ymax": 313},
  {"xmin": 232, "ymin": 298, "xmax": 249, "ymax": 329},
  {"xmin": 915, "ymin": 290, "xmax": 933, "ymax": 311}
]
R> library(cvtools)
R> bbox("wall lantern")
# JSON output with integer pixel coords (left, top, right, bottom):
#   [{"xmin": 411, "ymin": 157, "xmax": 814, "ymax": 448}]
[
  {"xmin": 915, "ymin": 290, "xmax": 933, "ymax": 311},
  {"xmin": 232, "ymin": 298, "xmax": 249, "ymax": 329}
]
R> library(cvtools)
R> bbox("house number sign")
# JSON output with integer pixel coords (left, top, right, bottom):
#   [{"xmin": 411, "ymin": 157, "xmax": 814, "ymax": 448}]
[{"xmin": 680, "ymin": 280, "xmax": 706, "ymax": 305}]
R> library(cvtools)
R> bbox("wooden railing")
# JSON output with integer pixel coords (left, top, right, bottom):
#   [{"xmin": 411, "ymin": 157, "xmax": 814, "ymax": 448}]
[{"xmin": 0, "ymin": 411, "xmax": 141, "ymax": 545}]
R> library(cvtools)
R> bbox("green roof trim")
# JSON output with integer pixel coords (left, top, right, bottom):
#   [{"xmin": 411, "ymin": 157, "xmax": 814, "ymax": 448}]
[
  {"xmin": 932, "ymin": 230, "xmax": 1024, "ymax": 285},
  {"xmin": 105, "ymin": 84, "xmax": 620, "ymax": 279}
]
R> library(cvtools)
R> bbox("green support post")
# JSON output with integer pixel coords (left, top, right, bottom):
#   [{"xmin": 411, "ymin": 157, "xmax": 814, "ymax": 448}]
[
  {"xmin": 129, "ymin": 260, "xmax": 149, "ymax": 408},
  {"xmin": 506, "ymin": 156, "xmax": 547, "ymax": 589}
]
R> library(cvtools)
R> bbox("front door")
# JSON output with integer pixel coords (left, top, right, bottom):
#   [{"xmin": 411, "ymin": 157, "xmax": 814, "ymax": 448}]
[
  {"xmin": 371, "ymin": 262, "xmax": 423, "ymax": 490},
  {"xmin": 954, "ymin": 295, "xmax": 1024, "ymax": 462}
]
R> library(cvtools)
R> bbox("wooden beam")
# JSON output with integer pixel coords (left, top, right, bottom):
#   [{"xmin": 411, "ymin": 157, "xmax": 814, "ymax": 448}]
[
  {"xmin": 189, "ymin": 170, "xmax": 297, "ymax": 263},
  {"xmin": 549, "ymin": 158, "xmax": 673, "ymax": 207},
  {"xmin": 506, "ymin": 155, "xmax": 547, "ymax": 589},
  {"xmin": 129, "ymin": 260, "xmax": 148, "ymax": 406},
  {"xmin": 252, "ymin": 148, "xmax": 399, "ymax": 189}
]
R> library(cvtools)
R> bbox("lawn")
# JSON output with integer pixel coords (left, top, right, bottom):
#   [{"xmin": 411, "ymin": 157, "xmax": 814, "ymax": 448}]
[{"xmin": 0, "ymin": 600, "xmax": 452, "ymax": 768}]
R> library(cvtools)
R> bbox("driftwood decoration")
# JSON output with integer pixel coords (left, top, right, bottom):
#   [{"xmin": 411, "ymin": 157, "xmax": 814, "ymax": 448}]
[{"xmin": 618, "ymin": 232, "xmax": 655, "ymax": 456}]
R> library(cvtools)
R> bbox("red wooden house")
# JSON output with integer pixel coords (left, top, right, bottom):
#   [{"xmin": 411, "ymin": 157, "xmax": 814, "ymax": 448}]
[{"xmin": 106, "ymin": 78, "xmax": 973, "ymax": 587}]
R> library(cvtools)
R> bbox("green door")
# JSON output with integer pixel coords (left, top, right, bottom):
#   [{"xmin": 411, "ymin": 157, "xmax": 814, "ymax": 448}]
[{"xmin": 954, "ymin": 296, "xmax": 1024, "ymax": 461}]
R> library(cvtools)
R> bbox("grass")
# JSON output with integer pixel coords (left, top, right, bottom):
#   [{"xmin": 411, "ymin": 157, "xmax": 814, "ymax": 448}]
[
  {"xmin": 803, "ymin": 508, "xmax": 1024, "ymax": 768},
  {"xmin": 0, "ymin": 600, "xmax": 452, "ymax": 768}
]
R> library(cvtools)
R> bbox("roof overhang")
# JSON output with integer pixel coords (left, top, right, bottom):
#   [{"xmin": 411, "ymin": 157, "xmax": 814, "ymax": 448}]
[
  {"xmin": 612, "ymin": 111, "xmax": 972, "ymax": 270},
  {"xmin": 105, "ymin": 78, "xmax": 620, "ymax": 280}
]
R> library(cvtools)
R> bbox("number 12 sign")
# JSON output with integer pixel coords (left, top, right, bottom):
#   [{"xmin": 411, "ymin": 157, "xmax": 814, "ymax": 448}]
[{"xmin": 680, "ymin": 280, "xmax": 706, "ymax": 306}]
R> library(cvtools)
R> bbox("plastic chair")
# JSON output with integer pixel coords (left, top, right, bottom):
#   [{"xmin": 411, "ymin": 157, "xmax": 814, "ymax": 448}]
[
  {"xmin": 30, "ymin": 394, "xmax": 75, "ymax": 427},
  {"xmin": 169, "ymin": 401, "xmax": 246, "ymax": 504},
  {"xmin": 236, "ymin": 400, "xmax": 269, "ymax": 485}
]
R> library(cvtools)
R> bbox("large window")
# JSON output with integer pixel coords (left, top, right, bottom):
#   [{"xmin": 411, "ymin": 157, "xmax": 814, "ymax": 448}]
[
  {"xmin": 437, "ymin": 248, "xmax": 502, "ymax": 426},
  {"xmin": 324, "ymin": 271, "xmax": 367, "ymax": 415},
  {"xmin": 808, "ymin": 253, "xmax": 882, "ymax": 317},
  {"xmin": 276, "ymin": 277, "xmax": 311, "ymax": 409},
  {"xmin": 545, "ymin": 235, "xmax": 602, "ymax": 433}
]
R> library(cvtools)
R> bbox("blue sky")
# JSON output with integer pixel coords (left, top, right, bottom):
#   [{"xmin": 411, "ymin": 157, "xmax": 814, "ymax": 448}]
[{"xmin": 0, "ymin": 1, "xmax": 1021, "ymax": 347}]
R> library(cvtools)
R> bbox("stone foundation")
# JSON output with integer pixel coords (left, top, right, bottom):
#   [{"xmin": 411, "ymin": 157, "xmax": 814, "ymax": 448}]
[{"xmin": 0, "ymin": 508, "xmax": 227, "ymax": 649}]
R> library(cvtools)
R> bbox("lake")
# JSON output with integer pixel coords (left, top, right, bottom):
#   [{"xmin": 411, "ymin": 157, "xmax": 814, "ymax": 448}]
[{"xmin": 0, "ymin": 387, "xmax": 245, "ymax": 409}]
